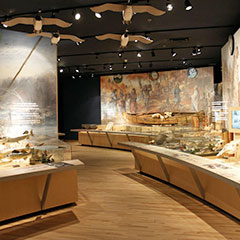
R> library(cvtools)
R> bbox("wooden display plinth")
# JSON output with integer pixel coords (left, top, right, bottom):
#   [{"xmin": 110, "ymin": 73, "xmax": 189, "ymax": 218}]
[
  {"xmin": 120, "ymin": 142, "xmax": 240, "ymax": 220},
  {"xmin": 0, "ymin": 160, "xmax": 84, "ymax": 222}
]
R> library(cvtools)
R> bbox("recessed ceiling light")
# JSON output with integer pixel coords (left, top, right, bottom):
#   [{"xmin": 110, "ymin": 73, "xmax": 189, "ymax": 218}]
[
  {"xmin": 166, "ymin": 0, "xmax": 173, "ymax": 11},
  {"xmin": 185, "ymin": 0, "xmax": 193, "ymax": 11},
  {"xmin": 118, "ymin": 52, "xmax": 122, "ymax": 58},
  {"xmin": 76, "ymin": 69, "xmax": 79, "ymax": 73},
  {"xmin": 72, "ymin": 75, "xmax": 75, "ymax": 79},
  {"xmin": 95, "ymin": 12, "xmax": 102, "ymax": 18},
  {"xmin": 57, "ymin": 58, "xmax": 61, "ymax": 62},
  {"xmin": 75, "ymin": 12, "xmax": 81, "ymax": 20},
  {"xmin": 59, "ymin": 68, "xmax": 63, "ymax": 73},
  {"xmin": 137, "ymin": 51, "xmax": 142, "ymax": 58},
  {"xmin": 123, "ymin": 63, "xmax": 127, "ymax": 69}
]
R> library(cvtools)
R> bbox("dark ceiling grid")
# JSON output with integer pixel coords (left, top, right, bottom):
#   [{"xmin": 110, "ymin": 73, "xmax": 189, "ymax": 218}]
[{"xmin": 0, "ymin": 0, "xmax": 240, "ymax": 76}]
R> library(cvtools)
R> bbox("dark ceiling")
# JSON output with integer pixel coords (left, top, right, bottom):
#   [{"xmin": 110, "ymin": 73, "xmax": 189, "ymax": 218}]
[{"xmin": 0, "ymin": 0, "xmax": 240, "ymax": 77}]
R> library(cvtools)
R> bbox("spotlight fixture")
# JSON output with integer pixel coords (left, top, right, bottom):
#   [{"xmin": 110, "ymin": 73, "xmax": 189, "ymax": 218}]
[
  {"xmin": 137, "ymin": 51, "xmax": 142, "ymax": 58},
  {"xmin": 73, "ymin": 10, "xmax": 81, "ymax": 20},
  {"xmin": 183, "ymin": 60, "xmax": 187, "ymax": 65},
  {"xmin": 59, "ymin": 68, "xmax": 63, "ymax": 73},
  {"xmin": 91, "ymin": 73, "xmax": 95, "ymax": 78},
  {"xmin": 2, "ymin": 24, "xmax": 8, "ymax": 28},
  {"xmin": 123, "ymin": 63, "xmax": 127, "ymax": 69},
  {"xmin": 185, "ymin": 0, "xmax": 193, "ymax": 11},
  {"xmin": 72, "ymin": 75, "xmax": 75, "ymax": 79},
  {"xmin": 171, "ymin": 49, "xmax": 177, "ymax": 57},
  {"xmin": 134, "ymin": 39, "xmax": 138, "ymax": 43},
  {"xmin": 57, "ymin": 57, "xmax": 61, "ymax": 62},
  {"xmin": 75, "ymin": 68, "xmax": 80, "ymax": 73},
  {"xmin": 151, "ymin": 50, "xmax": 156, "ymax": 57},
  {"xmin": 95, "ymin": 12, "xmax": 102, "ymax": 18},
  {"xmin": 79, "ymin": 75, "xmax": 82, "ymax": 78},
  {"xmin": 76, "ymin": 42, "xmax": 81, "ymax": 46},
  {"xmin": 118, "ymin": 52, "xmax": 123, "ymax": 58},
  {"xmin": 166, "ymin": 0, "xmax": 173, "ymax": 11},
  {"xmin": 109, "ymin": 64, "xmax": 113, "ymax": 71},
  {"xmin": 192, "ymin": 47, "xmax": 197, "ymax": 56},
  {"xmin": 138, "ymin": 62, "xmax": 142, "ymax": 68},
  {"xmin": 197, "ymin": 47, "xmax": 201, "ymax": 55}
]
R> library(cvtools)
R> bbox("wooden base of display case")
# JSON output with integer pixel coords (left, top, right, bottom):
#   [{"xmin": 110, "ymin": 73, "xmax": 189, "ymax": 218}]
[
  {"xmin": 120, "ymin": 142, "xmax": 240, "ymax": 220},
  {"xmin": 0, "ymin": 160, "xmax": 84, "ymax": 222},
  {"xmin": 71, "ymin": 129, "xmax": 157, "ymax": 150}
]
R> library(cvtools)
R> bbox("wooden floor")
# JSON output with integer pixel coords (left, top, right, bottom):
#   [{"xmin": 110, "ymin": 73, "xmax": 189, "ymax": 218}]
[{"xmin": 1, "ymin": 141, "xmax": 240, "ymax": 240}]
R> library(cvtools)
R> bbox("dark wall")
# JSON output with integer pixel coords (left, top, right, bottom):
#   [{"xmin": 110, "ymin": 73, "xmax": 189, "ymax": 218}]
[{"xmin": 58, "ymin": 75, "xmax": 101, "ymax": 139}]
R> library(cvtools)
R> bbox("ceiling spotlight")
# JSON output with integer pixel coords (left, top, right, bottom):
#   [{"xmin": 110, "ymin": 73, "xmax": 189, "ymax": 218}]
[
  {"xmin": 183, "ymin": 60, "xmax": 187, "ymax": 65},
  {"xmin": 138, "ymin": 62, "xmax": 142, "ymax": 68},
  {"xmin": 197, "ymin": 47, "xmax": 201, "ymax": 55},
  {"xmin": 109, "ymin": 64, "xmax": 113, "ymax": 71},
  {"xmin": 135, "ymin": 39, "xmax": 138, "ymax": 43},
  {"xmin": 91, "ymin": 73, "xmax": 94, "ymax": 77},
  {"xmin": 118, "ymin": 52, "xmax": 123, "ymax": 58},
  {"xmin": 59, "ymin": 68, "xmax": 63, "ymax": 73},
  {"xmin": 123, "ymin": 63, "xmax": 127, "ymax": 69},
  {"xmin": 76, "ymin": 42, "xmax": 81, "ymax": 46},
  {"xmin": 75, "ymin": 68, "xmax": 80, "ymax": 73},
  {"xmin": 137, "ymin": 51, "xmax": 142, "ymax": 58},
  {"xmin": 166, "ymin": 0, "xmax": 173, "ymax": 11},
  {"xmin": 2, "ymin": 24, "xmax": 8, "ymax": 28},
  {"xmin": 72, "ymin": 75, "xmax": 75, "ymax": 79},
  {"xmin": 79, "ymin": 75, "xmax": 82, "ymax": 78},
  {"xmin": 171, "ymin": 49, "xmax": 177, "ymax": 57},
  {"xmin": 57, "ymin": 58, "xmax": 61, "ymax": 62},
  {"xmin": 151, "ymin": 50, "xmax": 156, "ymax": 57},
  {"xmin": 192, "ymin": 47, "xmax": 197, "ymax": 56},
  {"xmin": 185, "ymin": 0, "xmax": 193, "ymax": 11},
  {"xmin": 95, "ymin": 12, "xmax": 102, "ymax": 18},
  {"xmin": 74, "ymin": 11, "xmax": 81, "ymax": 20}
]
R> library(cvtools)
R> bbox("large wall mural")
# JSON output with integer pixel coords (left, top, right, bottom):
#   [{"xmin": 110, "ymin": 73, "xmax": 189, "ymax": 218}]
[
  {"xmin": 101, "ymin": 67, "xmax": 214, "ymax": 123},
  {"xmin": 222, "ymin": 28, "xmax": 240, "ymax": 108},
  {"xmin": 0, "ymin": 29, "xmax": 57, "ymax": 138}
]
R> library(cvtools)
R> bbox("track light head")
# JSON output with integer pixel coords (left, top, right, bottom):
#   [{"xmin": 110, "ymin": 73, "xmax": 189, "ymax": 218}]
[
  {"xmin": 72, "ymin": 75, "xmax": 75, "ymax": 79},
  {"xmin": 185, "ymin": 0, "xmax": 193, "ymax": 11},
  {"xmin": 118, "ymin": 52, "xmax": 123, "ymax": 58},
  {"xmin": 137, "ymin": 51, "xmax": 142, "ymax": 58},
  {"xmin": 166, "ymin": 0, "xmax": 173, "ymax": 11},
  {"xmin": 171, "ymin": 49, "xmax": 177, "ymax": 57},
  {"xmin": 197, "ymin": 47, "xmax": 201, "ymax": 55},
  {"xmin": 192, "ymin": 47, "xmax": 197, "ymax": 56},
  {"xmin": 95, "ymin": 12, "xmax": 102, "ymax": 18},
  {"xmin": 73, "ymin": 9, "xmax": 81, "ymax": 20},
  {"xmin": 59, "ymin": 68, "xmax": 63, "ymax": 73},
  {"xmin": 123, "ymin": 63, "xmax": 127, "ymax": 69},
  {"xmin": 75, "ymin": 68, "xmax": 80, "ymax": 73},
  {"xmin": 138, "ymin": 62, "xmax": 142, "ymax": 68},
  {"xmin": 109, "ymin": 64, "xmax": 113, "ymax": 71}
]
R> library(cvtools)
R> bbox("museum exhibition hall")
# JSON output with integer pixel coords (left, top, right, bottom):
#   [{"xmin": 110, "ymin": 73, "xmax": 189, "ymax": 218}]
[{"xmin": 0, "ymin": 0, "xmax": 240, "ymax": 239}]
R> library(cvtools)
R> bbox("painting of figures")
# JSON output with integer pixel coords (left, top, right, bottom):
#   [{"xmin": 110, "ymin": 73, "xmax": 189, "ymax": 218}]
[
  {"xmin": 0, "ymin": 29, "xmax": 57, "ymax": 138},
  {"xmin": 101, "ymin": 67, "xmax": 214, "ymax": 123},
  {"xmin": 222, "ymin": 29, "xmax": 240, "ymax": 108}
]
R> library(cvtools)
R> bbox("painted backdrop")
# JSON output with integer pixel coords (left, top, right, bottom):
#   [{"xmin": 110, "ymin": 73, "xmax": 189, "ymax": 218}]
[
  {"xmin": 101, "ymin": 67, "xmax": 214, "ymax": 123},
  {"xmin": 0, "ymin": 29, "xmax": 57, "ymax": 138},
  {"xmin": 222, "ymin": 28, "xmax": 240, "ymax": 108}
]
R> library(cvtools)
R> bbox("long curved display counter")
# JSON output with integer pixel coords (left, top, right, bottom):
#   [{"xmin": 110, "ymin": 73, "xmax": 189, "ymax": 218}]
[
  {"xmin": 71, "ymin": 129, "xmax": 158, "ymax": 150},
  {"xmin": 119, "ymin": 142, "xmax": 240, "ymax": 219}
]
